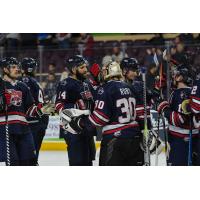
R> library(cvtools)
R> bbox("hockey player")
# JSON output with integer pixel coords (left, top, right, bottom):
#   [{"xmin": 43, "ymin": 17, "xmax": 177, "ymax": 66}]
[
  {"xmin": 19, "ymin": 58, "xmax": 52, "ymax": 163},
  {"xmin": 55, "ymin": 55, "xmax": 96, "ymax": 166},
  {"xmin": 61, "ymin": 61, "xmax": 163, "ymax": 166},
  {"xmin": 120, "ymin": 58, "xmax": 163, "ymax": 164},
  {"xmin": 0, "ymin": 57, "xmax": 51, "ymax": 166},
  {"xmin": 157, "ymin": 65, "xmax": 199, "ymax": 165}
]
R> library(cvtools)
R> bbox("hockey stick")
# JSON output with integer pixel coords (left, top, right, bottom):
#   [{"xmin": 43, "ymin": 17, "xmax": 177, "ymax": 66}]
[
  {"xmin": 153, "ymin": 53, "xmax": 161, "ymax": 165},
  {"xmin": 141, "ymin": 67, "xmax": 151, "ymax": 166},
  {"xmin": 0, "ymin": 78, "xmax": 10, "ymax": 166},
  {"xmin": 154, "ymin": 51, "xmax": 170, "ymax": 165},
  {"xmin": 188, "ymin": 115, "xmax": 193, "ymax": 166}
]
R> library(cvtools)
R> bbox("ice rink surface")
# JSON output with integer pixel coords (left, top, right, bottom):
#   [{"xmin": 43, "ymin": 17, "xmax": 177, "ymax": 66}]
[{"xmin": 38, "ymin": 149, "xmax": 167, "ymax": 166}]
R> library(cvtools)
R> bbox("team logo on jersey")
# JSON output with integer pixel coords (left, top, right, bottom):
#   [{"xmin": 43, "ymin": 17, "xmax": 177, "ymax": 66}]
[
  {"xmin": 80, "ymin": 90, "xmax": 93, "ymax": 100},
  {"xmin": 22, "ymin": 77, "xmax": 29, "ymax": 83},
  {"xmin": 61, "ymin": 80, "xmax": 67, "ymax": 86},
  {"xmin": 98, "ymin": 87, "xmax": 104, "ymax": 95},
  {"xmin": 7, "ymin": 89, "xmax": 22, "ymax": 107}
]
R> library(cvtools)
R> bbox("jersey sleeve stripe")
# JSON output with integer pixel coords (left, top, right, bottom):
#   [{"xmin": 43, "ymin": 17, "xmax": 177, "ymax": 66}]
[
  {"xmin": 95, "ymin": 110, "xmax": 109, "ymax": 120},
  {"xmin": 93, "ymin": 111, "xmax": 109, "ymax": 122},
  {"xmin": 89, "ymin": 115, "xmax": 102, "ymax": 127}
]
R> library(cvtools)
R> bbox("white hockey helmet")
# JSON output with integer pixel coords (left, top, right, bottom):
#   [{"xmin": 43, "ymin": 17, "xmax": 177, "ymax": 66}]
[{"xmin": 104, "ymin": 61, "xmax": 123, "ymax": 81}]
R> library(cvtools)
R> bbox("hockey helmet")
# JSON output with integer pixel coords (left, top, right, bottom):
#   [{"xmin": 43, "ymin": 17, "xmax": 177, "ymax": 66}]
[
  {"xmin": 120, "ymin": 57, "xmax": 139, "ymax": 72},
  {"xmin": 173, "ymin": 64, "xmax": 192, "ymax": 85},
  {"xmin": 21, "ymin": 57, "xmax": 38, "ymax": 74},
  {"xmin": 104, "ymin": 61, "xmax": 123, "ymax": 80},
  {"xmin": 0, "ymin": 57, "xmax": 20, "ymax": 69},
  {"xmin": 65, "ymin": 55, "xmax": 88, "ymax": 73}
]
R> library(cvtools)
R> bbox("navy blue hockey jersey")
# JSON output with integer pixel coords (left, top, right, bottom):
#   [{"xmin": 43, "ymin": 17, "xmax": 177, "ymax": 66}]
[
  {"xmin": 85, "ymin": 80, "xmax": 141, "ymax": 137},
  {"xmin": 168, "ymin": 87, "xmax": 199, "ymax": 137},
  {"xmin": 190, "ymin": 78, "xmax": 200, "ymax": 114},
  {"xmin": 189, "ymin": 78, "xmax": 200, "ymax": 128},
  {"xmin": 55, "ymin": 77, "xmax": 94, "ymax": 113},
  {"xmin": 0, "ymin": 80, "xmax": 37, "ymax": 135},
  {"xmin": 19, "ymin": 76, "xmax": 45, "ymax": 123},
  {"xmin": 131, "ymin": 80, "xmax": 152, "ymax": 123}
]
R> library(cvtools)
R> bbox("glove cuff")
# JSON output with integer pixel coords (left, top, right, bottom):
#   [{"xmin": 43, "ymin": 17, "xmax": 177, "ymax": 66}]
[{"xmin": 157, "ymin": 101, "xmax": 169, "ymax": 114}]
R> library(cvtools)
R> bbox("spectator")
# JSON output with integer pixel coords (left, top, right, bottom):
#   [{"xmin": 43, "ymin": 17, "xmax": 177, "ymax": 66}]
[
  {"xmin": 5, "ymin": 33, "xmax": 20, "ymax": 56},
  {"xmin": 111, "ymin": 42, "xmax": 128, "ymax": 63},
  {"xmin": 172, "ymin": 42, "xmax": 188, "ymax": 65},
  {"xmin": 56, "ymin": 33, "xmax": 71, "ymax": 49},
  {"xmin": 148, "ymin": 33, "xmax": 165, "ymax": 46},
  {"xmin": 48, "ymin": 63, "xmax": 56, "ymax": 74},
  {"xmin": 21, "ymin": 33, "xmax": 37, "ymax": 49},
  {"xmin": 102, "ymin": 42, "xmax": 128, "ymax": 66},
  {"xmin": 37, "ymin": 33, "xmax": 54, "ymax": 47},
  {"xmin": 79, "ymin": 33, "xmax": 94, "ymax": 64},
  {"xmin": 0, "ymin": 34, "xmax": 6, "ymax": 46},
  {"xmin": 60, "ymin": 67, "xmax": 69, "ymax": 81},
  {"xmin": 146, "ymin": 63, "xmax": 158, "ymax": 91},
  {"xmin": 43, "ymin": 73, "xmax": 58, "ymax": 102},
  {"xmin": 179, "ymin": 33, "xmax": 194, "ymax": 44}
]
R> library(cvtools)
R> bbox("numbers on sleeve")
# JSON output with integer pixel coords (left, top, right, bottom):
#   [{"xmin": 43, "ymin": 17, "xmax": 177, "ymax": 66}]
[
  {"xmin": 38, "ymin": 89, "xmax": 44, "ymax": 103},
  {"xmin": 95, "ymin": 100, "xmax": 104, "ymax": 109}
]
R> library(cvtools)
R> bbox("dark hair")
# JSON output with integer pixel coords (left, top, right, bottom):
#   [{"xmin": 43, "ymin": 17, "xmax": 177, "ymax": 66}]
[{"xmin": 49, "ymin": 63, "xmax": 56, "ymax": 67}]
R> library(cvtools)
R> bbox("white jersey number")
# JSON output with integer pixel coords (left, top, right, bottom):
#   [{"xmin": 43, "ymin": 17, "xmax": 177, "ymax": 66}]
[
  {"xmin": 116, "ymin": 97, "xmax": 136, "ymax": 123},
  {"xmin": 191, "ymin": 86, "xmax": 198, "ymax": 95},
  {"xmin": 38, "ymin": 89, "xmax": 44, "ymax": 103}
]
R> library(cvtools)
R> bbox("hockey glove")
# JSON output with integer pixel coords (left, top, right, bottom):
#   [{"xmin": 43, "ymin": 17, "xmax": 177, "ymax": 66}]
[
  {"xmin": 181, "ymin": 99, "xmax": 191, "ymax": 115},
  {"xmin": 90, "ymin": 63, "xmax": 100, "ymax": 78},
  {"xmin": 60, "ymin": 109, "xmax": 90, "ymax": 134},
  {"xmin": 157, "ymin": 101, "xmax": 169, "ymax": 115},
  {"xmin": 67, "ymin": 116, "xmax": 83, "ymax": 134},
  {"xmin": 41, "ymin": 103, "xmax": 55, "ymax": 115}
]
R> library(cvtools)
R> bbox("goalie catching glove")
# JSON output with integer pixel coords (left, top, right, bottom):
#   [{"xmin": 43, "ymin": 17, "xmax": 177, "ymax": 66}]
[
  {"xmin": 60, "ymin": 109, "xmax": 90, "ymax": 134},
  {"xmin": 140, "ymin": 129, "xmax": 165, "ymax": 155}
]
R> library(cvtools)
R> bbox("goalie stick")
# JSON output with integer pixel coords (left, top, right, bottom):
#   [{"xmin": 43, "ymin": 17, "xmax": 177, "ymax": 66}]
[{"xmin": 141, "ymin": 67, "xmax": 151, "ymax": 166}]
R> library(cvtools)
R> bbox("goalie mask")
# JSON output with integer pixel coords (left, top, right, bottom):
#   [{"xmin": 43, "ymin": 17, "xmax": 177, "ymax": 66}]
[{"xmin": 104, "ymin": 61, "xmax": 123, "ymax": 81}]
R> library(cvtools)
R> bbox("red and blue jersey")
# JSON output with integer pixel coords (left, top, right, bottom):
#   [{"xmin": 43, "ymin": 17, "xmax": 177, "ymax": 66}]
[
  {"xmin": 55, "ymin": 77, "xmax": 94, "ymax": 113},
  {"xmin": 19, "ymin": 76, "xmax": 45, "ymax": 124},
  {"xmin": 85, "ymin": 80, "xmax": 141, "ymax": 137},
  {"xmin": 0, "ymin": 80, "xmax": 38, "ymax": 134},
  {"xmin": 168, "ymin": 88, "xmax": 199, "ymax": 137}
]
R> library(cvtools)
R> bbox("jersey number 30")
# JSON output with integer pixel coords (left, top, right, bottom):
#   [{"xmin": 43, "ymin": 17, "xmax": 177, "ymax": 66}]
[{"xmin": 116, "ymin": 97, "xmax": 136, "ymax": 123}]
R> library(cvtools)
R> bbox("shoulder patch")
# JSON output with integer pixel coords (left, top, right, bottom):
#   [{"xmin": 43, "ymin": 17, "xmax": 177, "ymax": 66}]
[
  {"xmin": 22, "ymin": 77, "xmax": 29, "ymax": 83},
  {"xmin": 60, "ymin": 80, "xmax": 67, "ymax": 86},
  {"xmin": 98, "ymin": 87, "xmax": 104, "ymax": 95}
]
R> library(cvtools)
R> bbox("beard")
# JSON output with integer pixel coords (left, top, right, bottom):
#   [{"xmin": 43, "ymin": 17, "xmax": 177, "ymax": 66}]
[{"xmin": 76, "ymin": 70, "xmax": 87, "ymax": 81}]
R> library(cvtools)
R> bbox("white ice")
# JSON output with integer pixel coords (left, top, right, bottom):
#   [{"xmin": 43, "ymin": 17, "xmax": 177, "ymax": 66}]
[{"xmin": 38, "ymin": 149, "xmax": 167, "ymax": 166}]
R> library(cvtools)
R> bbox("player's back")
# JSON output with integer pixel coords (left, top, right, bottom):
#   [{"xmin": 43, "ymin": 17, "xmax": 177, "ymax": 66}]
[{"xmin": 93, "ymin": 80, "xmax": 140, "ymax": 137}]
